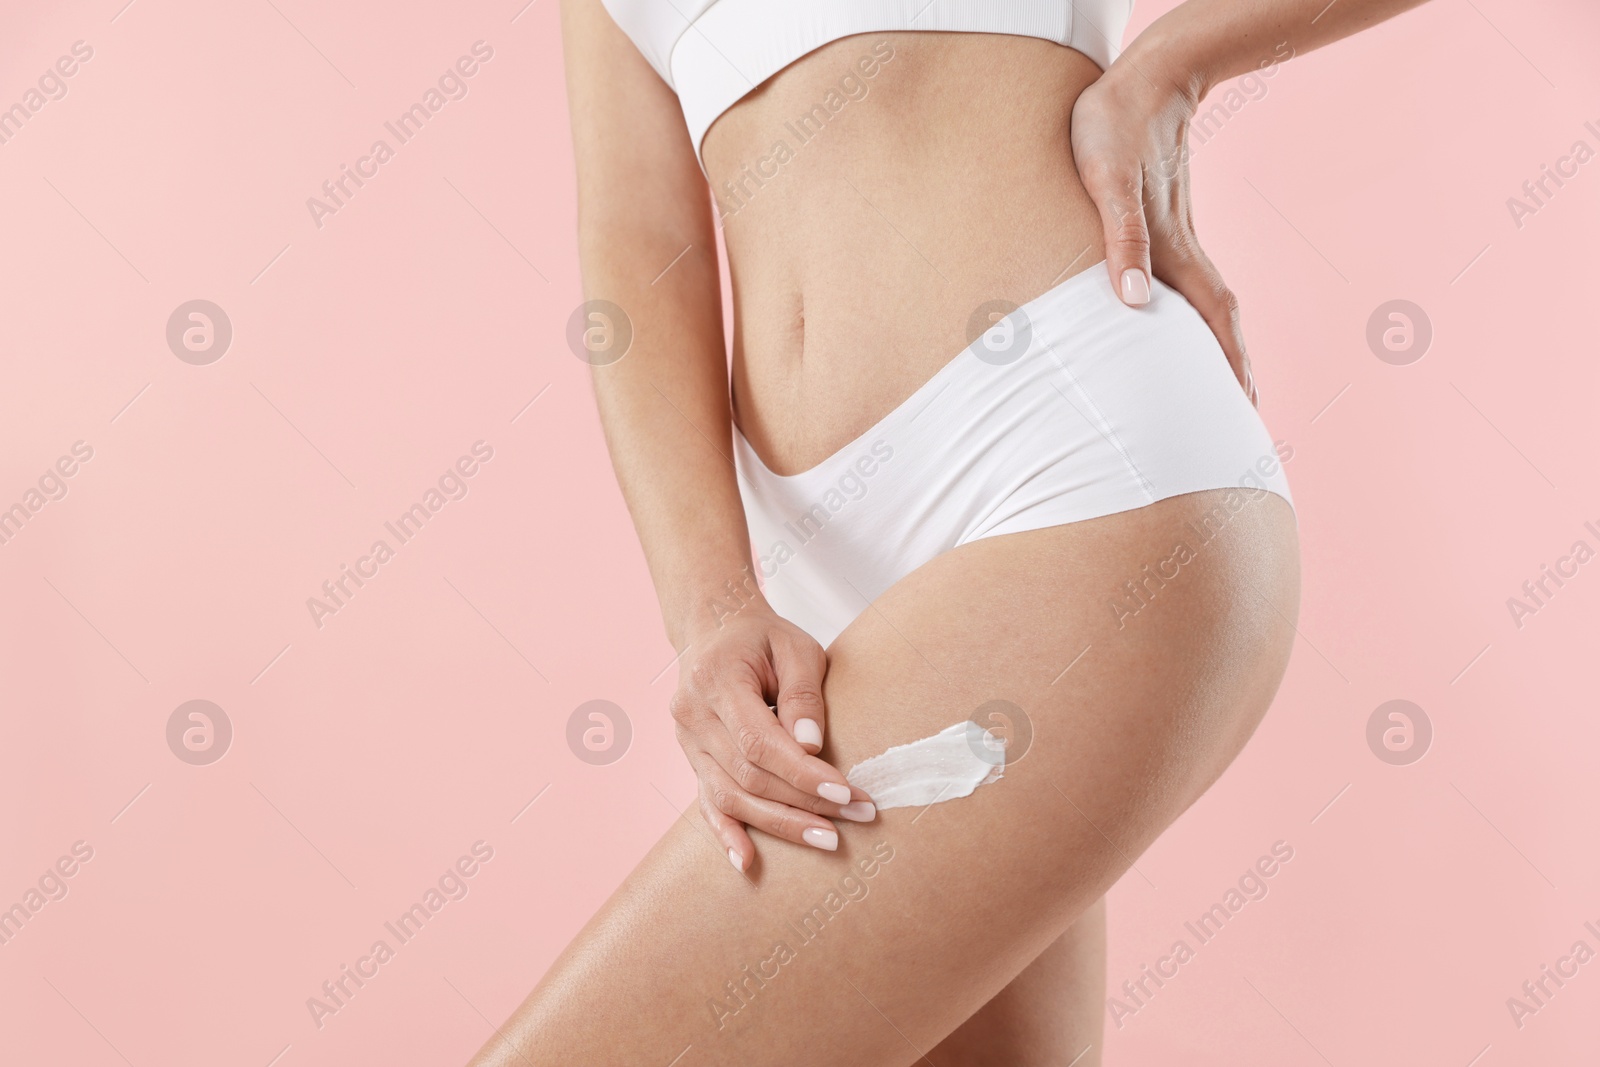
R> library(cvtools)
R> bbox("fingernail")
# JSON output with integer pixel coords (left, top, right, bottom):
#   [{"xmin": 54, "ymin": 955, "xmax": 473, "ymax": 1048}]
[
  {"xmin": 1121, "ymin": 268, "xmax": 1151, "ymax": 306},
  {"xmin": 793, "ymin": 718, "xmax": 823, "ymax": 749},
  {"xmin": 817, "ymin": 781, "xmax": 851, "ymax": 805},
  {"xmin": 839, "ymin": 801, "xmax": 876, "ymax": 823},
  {"xmin": 727, "ymin": 848, "xmax": 744, "ymax": 873},
  {"xmin": 802, "ymin": 827, "xmax": 839, "ymax": 851}
]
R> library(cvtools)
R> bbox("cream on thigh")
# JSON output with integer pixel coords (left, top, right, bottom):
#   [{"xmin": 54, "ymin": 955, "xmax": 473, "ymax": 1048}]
[{"xmin": 468, "ymin": 489, "xmax": 1299, "ymax": 1067}]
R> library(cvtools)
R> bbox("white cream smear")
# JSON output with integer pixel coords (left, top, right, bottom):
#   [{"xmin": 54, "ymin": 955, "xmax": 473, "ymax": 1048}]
[{"xmin": 845, "ymin": 721, "xmax": 1006, "ymax": 811}]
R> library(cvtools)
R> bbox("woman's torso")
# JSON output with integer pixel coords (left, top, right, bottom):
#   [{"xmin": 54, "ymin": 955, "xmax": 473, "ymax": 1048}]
[{"xmin": 701, "ymin": 33, "xmax": 1109, "ymax": 475}]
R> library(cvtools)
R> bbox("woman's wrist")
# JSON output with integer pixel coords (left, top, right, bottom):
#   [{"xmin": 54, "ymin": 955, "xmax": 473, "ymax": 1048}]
[
  {"xmin": 1119, "ymin": 23, "xmax": 1205, "ymax": 106},
  {"xmin": 1121, "ymin": 1, "xmax": 1326, "ymax": 111},
  {"xmin": 1098, "ymin": 23, "xmax": 1205, "ymax": 123},
  {"xmin": 664, "ymin": 565, "xmax": 776, "ymax": 649},
  {"xmin": 1122, "ymin": 0, "xmax": 1427, "ymax": 110},
  {"xmin": 1119, "ymin": 3, "xmax": 1274, "ymax": 113}
]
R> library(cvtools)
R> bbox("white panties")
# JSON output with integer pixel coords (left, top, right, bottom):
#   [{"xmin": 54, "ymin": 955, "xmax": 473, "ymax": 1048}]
[{"xmin": 733, "ymin": 264, "xmax": 1295, "ymax": 648}]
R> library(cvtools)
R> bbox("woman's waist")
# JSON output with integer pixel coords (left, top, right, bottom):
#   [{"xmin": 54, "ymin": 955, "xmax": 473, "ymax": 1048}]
[
  {"xmin": 709, "ymin": 35, "xmax": 1112, "ymax": 471},
  {"xmin": 731, "ymin": 263, "xmax": 1261, "ymax": 489},
  {"xmin": 727, "ymin": 205, "xmax": 1108, "ymax": 474}
]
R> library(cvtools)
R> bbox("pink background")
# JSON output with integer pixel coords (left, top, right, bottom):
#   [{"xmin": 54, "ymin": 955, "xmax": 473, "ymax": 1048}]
[{"xmin": 1, "ymin": 1, "xmax": 1596, "ymax": 1064}]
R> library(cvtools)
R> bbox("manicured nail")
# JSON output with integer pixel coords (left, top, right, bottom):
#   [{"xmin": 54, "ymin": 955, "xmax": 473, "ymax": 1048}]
[
  {"xmin": 1121, "ymin": 268, "xmax": 1151, "ymax": 306},
  {"xmin": 817, "ymin": 781, "xmax": 851, "ymax": 805},
  {"xmin": 839, "ymin": 801, "xmax": 876, "ymax": 823},
  {"xmin": 802, "ymin": 827, "xmax": 839, "ymax": 851},
  {"xmin": 727, "ymin": 848, "xmax": 744, "ymax": 873},
  {"xmin": 793, "ymin": 718, "xmax": 823, "ymax": 749}
]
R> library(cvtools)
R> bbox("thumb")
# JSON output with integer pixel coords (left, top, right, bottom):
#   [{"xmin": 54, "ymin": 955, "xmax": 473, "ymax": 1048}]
[
  {"xmin": 768, "ymin": 630, "xmax": 829, "ymax": 755},
  {"xmin": 1087, "ymin": 162, "xmax": 1154, "ymax": 307}
]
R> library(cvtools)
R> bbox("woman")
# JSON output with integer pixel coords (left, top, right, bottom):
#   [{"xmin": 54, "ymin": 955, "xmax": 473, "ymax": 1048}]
[{"xmin": 473, "ymin": 0, "xmax": 1424, "ymax": 1062}]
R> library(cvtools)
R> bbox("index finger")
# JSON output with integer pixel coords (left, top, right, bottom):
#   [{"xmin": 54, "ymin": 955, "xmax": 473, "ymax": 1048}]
[
  {"xmin": 1081, "ymin": 156, "xmax": 1153, "ymax": 307},
  {"xmin": 716, "ymin": 682, "xmax": 858, "ymax": 806},
  {"xmin": 769, "ymin": 629, "xmax": 829, "ymax": 754}
]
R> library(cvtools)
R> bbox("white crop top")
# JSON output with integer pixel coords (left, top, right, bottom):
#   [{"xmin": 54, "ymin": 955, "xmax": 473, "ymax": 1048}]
[{"xmin": 599, "ymin": 0, "xmax": 1134, "ymax": 164}]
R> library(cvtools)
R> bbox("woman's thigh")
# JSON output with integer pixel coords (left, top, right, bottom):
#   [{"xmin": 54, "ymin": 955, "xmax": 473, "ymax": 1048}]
[{"xmin": 467, "ymin": 488, "xmax": 1299, "ymax": 1067}]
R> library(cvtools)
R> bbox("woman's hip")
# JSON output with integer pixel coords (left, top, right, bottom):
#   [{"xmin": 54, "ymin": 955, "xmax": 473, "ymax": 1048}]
[{"xmin": 733, "ymin": 262, "xmax": 1294, "ymax": 648}]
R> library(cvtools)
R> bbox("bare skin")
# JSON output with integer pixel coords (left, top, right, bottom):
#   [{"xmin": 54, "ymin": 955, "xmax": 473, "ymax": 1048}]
[
  {"xmin": 474, "ymin": 492, "xmax": 1299, "ymax": 1066},
  {"xmin": 710, "ymin": 33, "xmax": 1112, "ymax": 474},
  {"xmin": 471, "ymin": 0, "xmax": 1430, "ymax": 1062}
]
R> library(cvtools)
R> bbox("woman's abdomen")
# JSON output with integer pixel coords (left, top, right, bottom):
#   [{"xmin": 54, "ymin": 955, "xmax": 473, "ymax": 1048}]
[{"xmin": 701, "ymin": 32, "xmax": 1110, "ymax": 475}]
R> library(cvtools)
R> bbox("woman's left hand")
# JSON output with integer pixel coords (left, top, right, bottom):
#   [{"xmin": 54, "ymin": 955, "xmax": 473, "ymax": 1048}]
[{"xmin": 1070, "ymin": 60, "xmax": 1258, "ymax": 407}]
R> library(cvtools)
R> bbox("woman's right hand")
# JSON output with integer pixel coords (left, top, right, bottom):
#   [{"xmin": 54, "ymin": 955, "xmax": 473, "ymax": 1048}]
[{"xmin": 670, "ymin": 605, "xmax": 876, "ymax": 872}]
